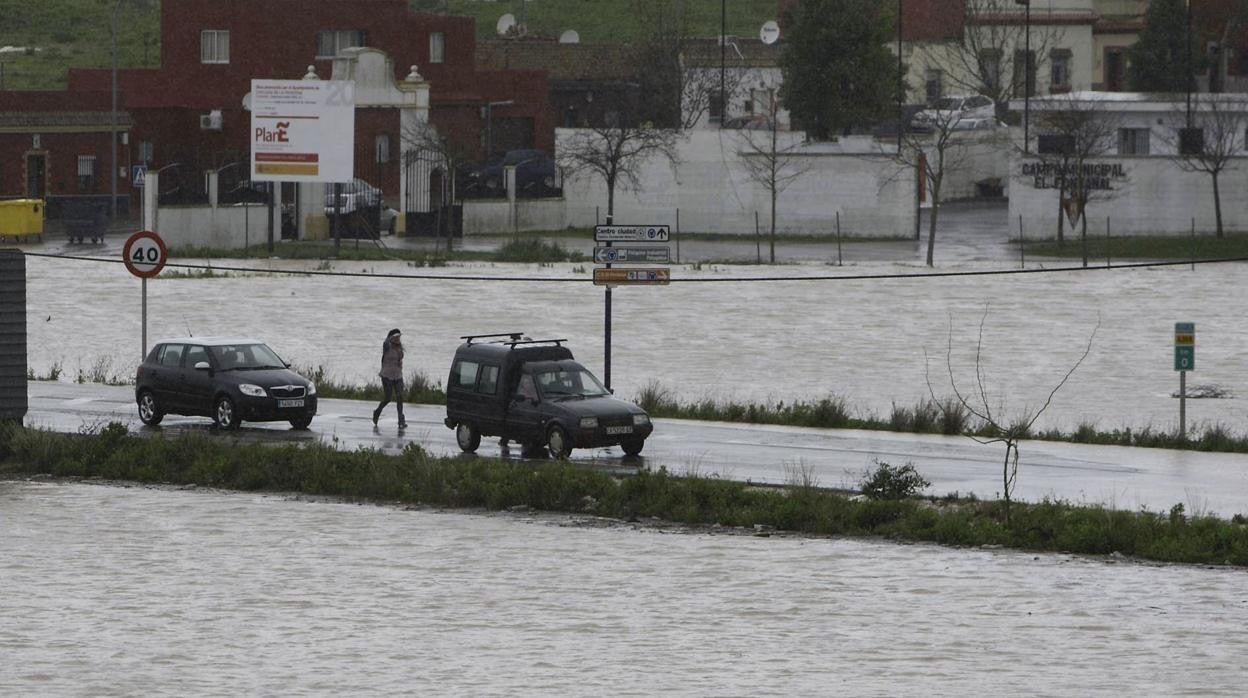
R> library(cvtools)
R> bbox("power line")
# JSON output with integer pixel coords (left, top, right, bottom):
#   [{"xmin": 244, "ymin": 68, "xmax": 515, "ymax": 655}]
[{"xmin": 24, "ymin": 251, "xmax": 1248, "ymax": 283}]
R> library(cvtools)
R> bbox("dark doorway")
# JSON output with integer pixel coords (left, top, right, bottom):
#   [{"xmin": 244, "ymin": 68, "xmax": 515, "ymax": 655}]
[
  {"xmin": 25, "ymin": 154, "xmax": 46, "ymax": 198},
  {"xmin": 1104, "ymin": 49, "xmax": 1125, "ymax": 91}
]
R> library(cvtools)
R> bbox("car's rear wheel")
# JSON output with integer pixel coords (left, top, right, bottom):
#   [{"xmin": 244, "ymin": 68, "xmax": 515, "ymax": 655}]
[
  {"xmin": 214, "ymin": 395, "xmax": 241, "ymax": 430},
  {"xmin": 289, "ymin": 415, "xmax": 313, "ymax": 430},
  {"xmin": 621, "ymin": 438, "xmax": 644, "ymax": 457},
  {"xmin": 137, "ymin": 390, "xmax": 163, "ymax": 426},
  {"xmin": 456, "ymin": 422, "xmax": 481, "ymax": 453},
  {"xmin": 546, "ymin": 425, "xmax": 572, "ymax": 459}
]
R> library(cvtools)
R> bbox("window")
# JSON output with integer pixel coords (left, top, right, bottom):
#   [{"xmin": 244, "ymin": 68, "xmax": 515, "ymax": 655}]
[
  {"xmin": 924, "ymin": 69, "xmax": 944, "ymax": 104},
  {"xmin": 516, "ymin": 374, "xmax": 538, "ymax": 401},
  {"xmin": 980, "ymin": 50, "xmax": 1001, "ymax": 92},
  {"xmin": 1118, "ymin": 128, "xmax": 1150, "ymax": 155},
  {"xmin": 476, "ymin": 365, "xmax": 499, "ymax": 395},
  {"xmin": 1178, "ymin": 127, "xmax": 1204, "ymax": 155},
  {"xmin": 200, "ymin": 30, "xmax": 229, "ymax": 64},
  {"xmin": 158, "ymin": 344, "xmax": 185, "ymax": 368},
  {"xmin": 453, "ymin": 361, "xmax": 479, "ymax": 390},
  {"xmin": 1037, "ymin": 134, "xmax": 1075, "ymax": 155},
  {"xmin": 138, "ymin": 141, "xmax": 154, "ymax": 163},
  {"xmin": 1050, "ymin": 50, "xmax": 1071, "ymax": 92},
  {"xmin": 184, "ymin": 345, "xmax": 209, "ymax": 368},
  {"xmin": 315, "ymin": 30, "xmax": 364, "ymax": 59},
  {"xmin": 429, "ymin": 32, "xmax": 445, "ymax": 64},
  {"xmin": 76, "ymin": 155, "xmax": 96, "ymax": 193},
  {"xmin": 375, "ymin": 134, "xmax": 390, "ymax": 164},
  {"xmin": 1013, "ymin": 49, "xmax": 1036, "ymax": 97}
]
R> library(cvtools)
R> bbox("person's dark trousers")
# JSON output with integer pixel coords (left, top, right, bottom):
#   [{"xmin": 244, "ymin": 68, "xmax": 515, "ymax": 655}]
[{"xmin": 373, "ymin": 377, "xmax": 406, "ymax": 426}]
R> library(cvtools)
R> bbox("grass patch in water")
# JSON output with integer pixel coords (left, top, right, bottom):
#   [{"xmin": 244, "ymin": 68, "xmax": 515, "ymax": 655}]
[{"xmin": 1, "ymin": 422, "xmax": 1244, "ymax": 566}]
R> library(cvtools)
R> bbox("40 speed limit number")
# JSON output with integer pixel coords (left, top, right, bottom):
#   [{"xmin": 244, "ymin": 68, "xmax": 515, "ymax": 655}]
[{"xmin": 123, "ymin": 230, "xmax": 168, "ymax": 278}]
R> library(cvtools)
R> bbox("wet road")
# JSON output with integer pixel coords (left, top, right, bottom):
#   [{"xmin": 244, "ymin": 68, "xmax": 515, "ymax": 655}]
[{"xmin": 26, "ymin": 381, "xmax": 1248, "ymax": 519}]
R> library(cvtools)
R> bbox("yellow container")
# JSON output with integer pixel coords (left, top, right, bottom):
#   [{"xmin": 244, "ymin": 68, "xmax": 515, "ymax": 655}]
[{"xmin": 0, "ymin": 199, "xmax": 45, "ymax": 241}]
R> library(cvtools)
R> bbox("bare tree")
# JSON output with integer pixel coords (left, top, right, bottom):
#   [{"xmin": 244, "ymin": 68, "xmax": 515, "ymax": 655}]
[
  {"xmin": 921, "ymin": 0, "xmax": 1063, "ymax": 113},
  {"xmin": 558, "ymin": 122, "xmax": 681, "ymax": 222},
  {"xmin": 1162, "ymin": 95, "xmax": 1248, "ymax": 238},
  {"xmin": 401, "ymin": 119, "xmax": 477, "ymax": 253},
  {"xmin": 738, "ymin": 93, "xmax": 809, "ymax": 262},
  {"xmin": 894, "ymin": 110, "xmax": 1006, "ymax": 266},
  {"xmin": 927, "ymin": 308, "xmax": 1099, "ymax": 521},
  {"xmin": 1030, "ymin": 94, "xmax": 1121, "ymax": 265}
]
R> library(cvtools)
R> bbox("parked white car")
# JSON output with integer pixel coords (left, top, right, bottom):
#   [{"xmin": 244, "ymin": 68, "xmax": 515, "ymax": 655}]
[{"xmin": 910, "ymin": 95, "xmax": 996, "ymax": 132}]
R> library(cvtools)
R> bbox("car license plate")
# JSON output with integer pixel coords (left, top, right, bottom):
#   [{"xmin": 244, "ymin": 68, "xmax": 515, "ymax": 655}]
[
  {"xmin": 606, "ymin": 425, "xmax": 633, "ymax": 435},
  {"xmin": 278, "ymin": 399, "xmax": 305, "ymax": 408}
]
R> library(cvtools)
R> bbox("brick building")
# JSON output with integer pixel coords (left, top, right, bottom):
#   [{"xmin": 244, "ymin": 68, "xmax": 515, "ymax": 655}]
[{"xmin": 0, "ymin": 0, "xmax": 551, "ymax": 216}]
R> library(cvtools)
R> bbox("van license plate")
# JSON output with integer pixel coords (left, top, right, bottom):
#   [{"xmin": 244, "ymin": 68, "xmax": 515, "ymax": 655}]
[
  {"xmin": 606, "ymin": 425, "xmax": 633, "ymax": 435},
  {"xmin": 278, "ymin": 399, "xmax": 305, "ymax": 408}
]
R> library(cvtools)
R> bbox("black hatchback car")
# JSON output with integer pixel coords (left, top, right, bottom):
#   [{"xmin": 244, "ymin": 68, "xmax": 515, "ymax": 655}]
[
  {"xmin": 135, "ymin": 338, "xmax": 318, "ymax": 429},
  {"xmin": 444, "ymin": 333, "xmax": 653, "ymax": 458}
]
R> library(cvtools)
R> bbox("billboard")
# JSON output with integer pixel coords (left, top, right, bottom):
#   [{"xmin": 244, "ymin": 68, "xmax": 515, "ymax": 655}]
[{"xmin": 250, "ymin": 79, "xmax": 355, "ymax": 182}]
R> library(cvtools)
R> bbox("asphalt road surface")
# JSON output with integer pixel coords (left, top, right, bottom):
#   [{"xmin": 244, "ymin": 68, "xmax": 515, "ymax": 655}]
[{"xmin": 22, "ymin": 381, "xmax": 1248, "ymax": 519}]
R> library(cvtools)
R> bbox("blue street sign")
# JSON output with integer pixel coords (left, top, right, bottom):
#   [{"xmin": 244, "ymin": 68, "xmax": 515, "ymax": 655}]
[{"xmin": 131, "ymin": 164, "xmax": 147, "ymax": 188}]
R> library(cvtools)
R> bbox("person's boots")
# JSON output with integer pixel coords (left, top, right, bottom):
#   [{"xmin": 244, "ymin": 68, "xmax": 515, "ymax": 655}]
[{"xmin": 397, "ymin": 409, "xmax": 407, "ymax": 428}]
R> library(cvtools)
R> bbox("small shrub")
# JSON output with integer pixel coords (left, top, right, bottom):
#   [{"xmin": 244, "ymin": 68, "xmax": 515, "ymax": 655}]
[{"xmin": 858, "ymin": 459, "xmax": 930, "ymax": 500}]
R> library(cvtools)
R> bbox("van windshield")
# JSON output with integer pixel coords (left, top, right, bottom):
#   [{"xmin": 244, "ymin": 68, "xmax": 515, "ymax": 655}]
[{"xmin": 534, "ymin": 368, "xmax": 609, "ymax": 398}]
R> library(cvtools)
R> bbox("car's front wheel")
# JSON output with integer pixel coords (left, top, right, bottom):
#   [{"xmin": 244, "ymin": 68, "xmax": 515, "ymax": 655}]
[
  {"xmin": 546, "ymin": 425, "xmax": 572, "ymax": 459},
  {"xmin": 214, "ymin": 395, "xmax": 242, "ymax": 430},
  {"xmin": 456, "ymin": 422, "xmax": 481, "ymax": 453},
  {"xmin": 289, "ymin": 415, "xmax": 313, "ymax": 430},
  {"xmin": 137, "ymin": 390, "xmax": 163, "ymax": 426},
  {"xmin": 621, "ymin": 438, "xmax": 645, "ymax": 457}
]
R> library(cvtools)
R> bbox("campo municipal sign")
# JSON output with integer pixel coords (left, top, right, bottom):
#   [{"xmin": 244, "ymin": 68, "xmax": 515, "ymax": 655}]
[
  {"xmin": 593, "ymin": 225, "xmax": 670, "ymax": 242},
  {"xmin": 593, "ymin": 246, "xmax": 671, "ymax": 264},
  {"xmin": 593, "ymin": 268, "xmax": 670, "ymax": 286}
]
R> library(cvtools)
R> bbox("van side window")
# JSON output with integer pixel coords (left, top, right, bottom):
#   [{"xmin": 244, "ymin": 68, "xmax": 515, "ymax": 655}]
[
  {"xmin": 159, "ymin": 344, "xmax": 185, "ymax": 367},
  {"xmin": 184, "ymin": 345, "xmax": 209, "ymax": 368},
  {"xmin": 476, "ymin": 365, "xmax": 499, "ymax": 395},
  {"xmin": 516, "ymin": 374, "xmax": 537, "ymax": 401},
  {"xmin": 453, "ymin": 360, "xmax": 479, "ymax": 389}
]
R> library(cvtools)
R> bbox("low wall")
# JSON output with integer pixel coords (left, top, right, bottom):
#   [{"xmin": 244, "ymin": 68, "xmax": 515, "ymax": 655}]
[
  {"xmin": 556, "ymin": 128, "xmax": 919, "ymax": 237},
  {"xmin": 1008, "ymin": 155, "xmax": 1248, "ymax": 237},
  {"xmin": 155, "ymin": 204, "xmax": 276, "ymax": 250}
]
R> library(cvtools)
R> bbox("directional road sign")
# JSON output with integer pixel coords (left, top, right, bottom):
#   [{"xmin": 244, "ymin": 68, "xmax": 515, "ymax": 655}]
[
  {"xmin": 1175, "ymin": 322, "xmax": 1195, "ymax": 371},
  {"xmin": 593, "ymin": 267, "xmax": 671, "ymax": 286},
  {"xmin": 593, "ymin": 225, "xmax": 670, "ymax": 243},
  {"xmin": 593, "ymin": 246, "xmax": 671, "ymax": 264}
]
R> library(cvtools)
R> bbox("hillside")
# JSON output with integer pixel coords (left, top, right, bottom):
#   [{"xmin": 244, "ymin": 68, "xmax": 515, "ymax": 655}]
[{"xmin": 0, "ymin": 0, "xmax": 779, "ymax": 91}]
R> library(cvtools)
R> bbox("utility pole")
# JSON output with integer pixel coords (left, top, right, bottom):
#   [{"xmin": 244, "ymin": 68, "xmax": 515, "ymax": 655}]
[{"xmin": 1015, "ymin": 0, "xmax": 1031, "ymax": 153}]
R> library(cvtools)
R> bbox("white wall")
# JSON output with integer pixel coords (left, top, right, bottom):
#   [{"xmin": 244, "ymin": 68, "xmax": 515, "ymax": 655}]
[
  {"xmin": 1009, "ymin": 154, "xmax": 1248, "ymax": 236},
  {"xmin": 555, "ymin": 128, "xmax": 918, "ymax": 237}
]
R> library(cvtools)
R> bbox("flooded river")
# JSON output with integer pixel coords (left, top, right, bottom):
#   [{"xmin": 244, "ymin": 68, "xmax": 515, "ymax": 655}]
[{"xmin": 2, "ymin": 479, "xmax": 1245, "ymax": 696}]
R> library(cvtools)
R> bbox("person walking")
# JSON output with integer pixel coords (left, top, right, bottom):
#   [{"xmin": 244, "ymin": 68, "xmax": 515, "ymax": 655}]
[{"xmin": 373, "ymin": 328, "xmax": 406, "ymax": 428}]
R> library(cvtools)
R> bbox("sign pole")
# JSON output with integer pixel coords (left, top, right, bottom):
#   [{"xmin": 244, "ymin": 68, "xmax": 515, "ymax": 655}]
[
  {"xmin": 141, "ymin": 276, "xmax": 147, "ymax": 360},
  {"xmin": 1179, "ymin": 369, "xmax": 1186, "ymax": 437},
  {"xmin": 604, "ymin": 214, "xmax": 613, "ymax": 392}
]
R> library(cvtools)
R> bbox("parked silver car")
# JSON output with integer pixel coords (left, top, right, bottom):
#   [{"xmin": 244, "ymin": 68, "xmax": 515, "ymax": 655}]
[
  {"xmin": 323, "ymin": 178, "xmax": 383, "ymax": 215},
  {"xmin": 910, "ymin": 95, "xmax": 996, "ymax": 132}
]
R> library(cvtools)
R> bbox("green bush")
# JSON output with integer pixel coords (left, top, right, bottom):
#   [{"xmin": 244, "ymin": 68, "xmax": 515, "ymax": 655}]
[{"xmin": 858, "ymin": 460, "xmax": 931, "ymax": 500}]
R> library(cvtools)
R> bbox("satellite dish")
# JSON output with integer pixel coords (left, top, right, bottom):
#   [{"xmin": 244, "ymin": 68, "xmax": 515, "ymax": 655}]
[
  {"xmin": 760, "ymin": 20, "xmax": 780, "ymax": 45},
  {"xmin": 559, "ymin": 29, "xmax": 580, "ymax": 44},
  {"xmin": 496, "ymin": 13, "xmax": 516, "ymax": 36}
]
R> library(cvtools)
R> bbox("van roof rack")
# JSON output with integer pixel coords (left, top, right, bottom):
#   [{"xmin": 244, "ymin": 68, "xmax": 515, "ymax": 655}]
[
  {"xmin": 503, "ymin": 338, "xmax": 566, "ymax": 348},
  {"xmin": 460, "ymin": 332, "xmax": 526, "ymax": 345}
]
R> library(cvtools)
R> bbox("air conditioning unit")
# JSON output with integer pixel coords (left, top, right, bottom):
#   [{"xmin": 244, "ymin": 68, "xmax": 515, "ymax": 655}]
[{"xmin": 199, "ymin": 110, "xmax": 223, "ymax": 131}]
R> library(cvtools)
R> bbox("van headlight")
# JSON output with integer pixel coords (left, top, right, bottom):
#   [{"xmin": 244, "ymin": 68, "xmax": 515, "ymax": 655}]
[
  {"xmin": 239, "ymin": 384, "xmax": 267, "ymax": 397},
  {"xmin": 306, "ymin": 383, "xmax": 317, "ymax": 396},
  {"xmin": 579, "ymin": 417, "xmax": 599, "ymax": 429},
  {"xmin": 633, "ymin": 414, "xmax": 651, "ymax": 426}
]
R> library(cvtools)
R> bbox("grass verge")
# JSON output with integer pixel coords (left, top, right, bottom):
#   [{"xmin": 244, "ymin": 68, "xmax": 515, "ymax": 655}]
[
  {"xmin": 1023, "ymin": 232, "xmax": 1248, "ymax": 260},
  {"xmin": 1, "ymin": 422, "xmax": 1244, "ymax": 566}
]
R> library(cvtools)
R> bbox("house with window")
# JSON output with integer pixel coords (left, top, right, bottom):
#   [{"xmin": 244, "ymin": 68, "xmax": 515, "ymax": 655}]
[
  {"xmin": 0, "ymin": 0, "xmax": 552, "ymax": 231},
  {"xmin": 1009, "ymin": 91, "xmax": 1248, "ymax": 235}
]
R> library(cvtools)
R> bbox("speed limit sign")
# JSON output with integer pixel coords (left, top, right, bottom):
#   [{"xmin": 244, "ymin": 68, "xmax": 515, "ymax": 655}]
[{"xmin": 123, "ymin": 230, "xmax": 167, "ymax": 278}]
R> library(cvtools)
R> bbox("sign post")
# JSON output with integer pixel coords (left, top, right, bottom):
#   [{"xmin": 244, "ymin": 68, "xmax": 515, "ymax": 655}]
[
  {"xmin": 123, "ymin": 231, "xmax": 168, "ymax": 359},
  {"xmin": 1174, "ymin": 322, "xmax": 1195, "ymax": 436},
  {"xmin": 593, "ymin": 224, "xmax": 672, "ymax": 390}
]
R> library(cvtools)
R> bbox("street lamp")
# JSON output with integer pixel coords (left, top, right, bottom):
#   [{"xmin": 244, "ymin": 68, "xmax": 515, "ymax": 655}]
[
  {"xmin": 110, "ymin": 0, "xmax": 124, "ymax": 222},
  {"xmin": 1015, "ymin": 0, "xmax": 1030, "ymax": 154},
  {"xmin": 897, "ymin": 0, "xmax": 903, "ymax": 149}
]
